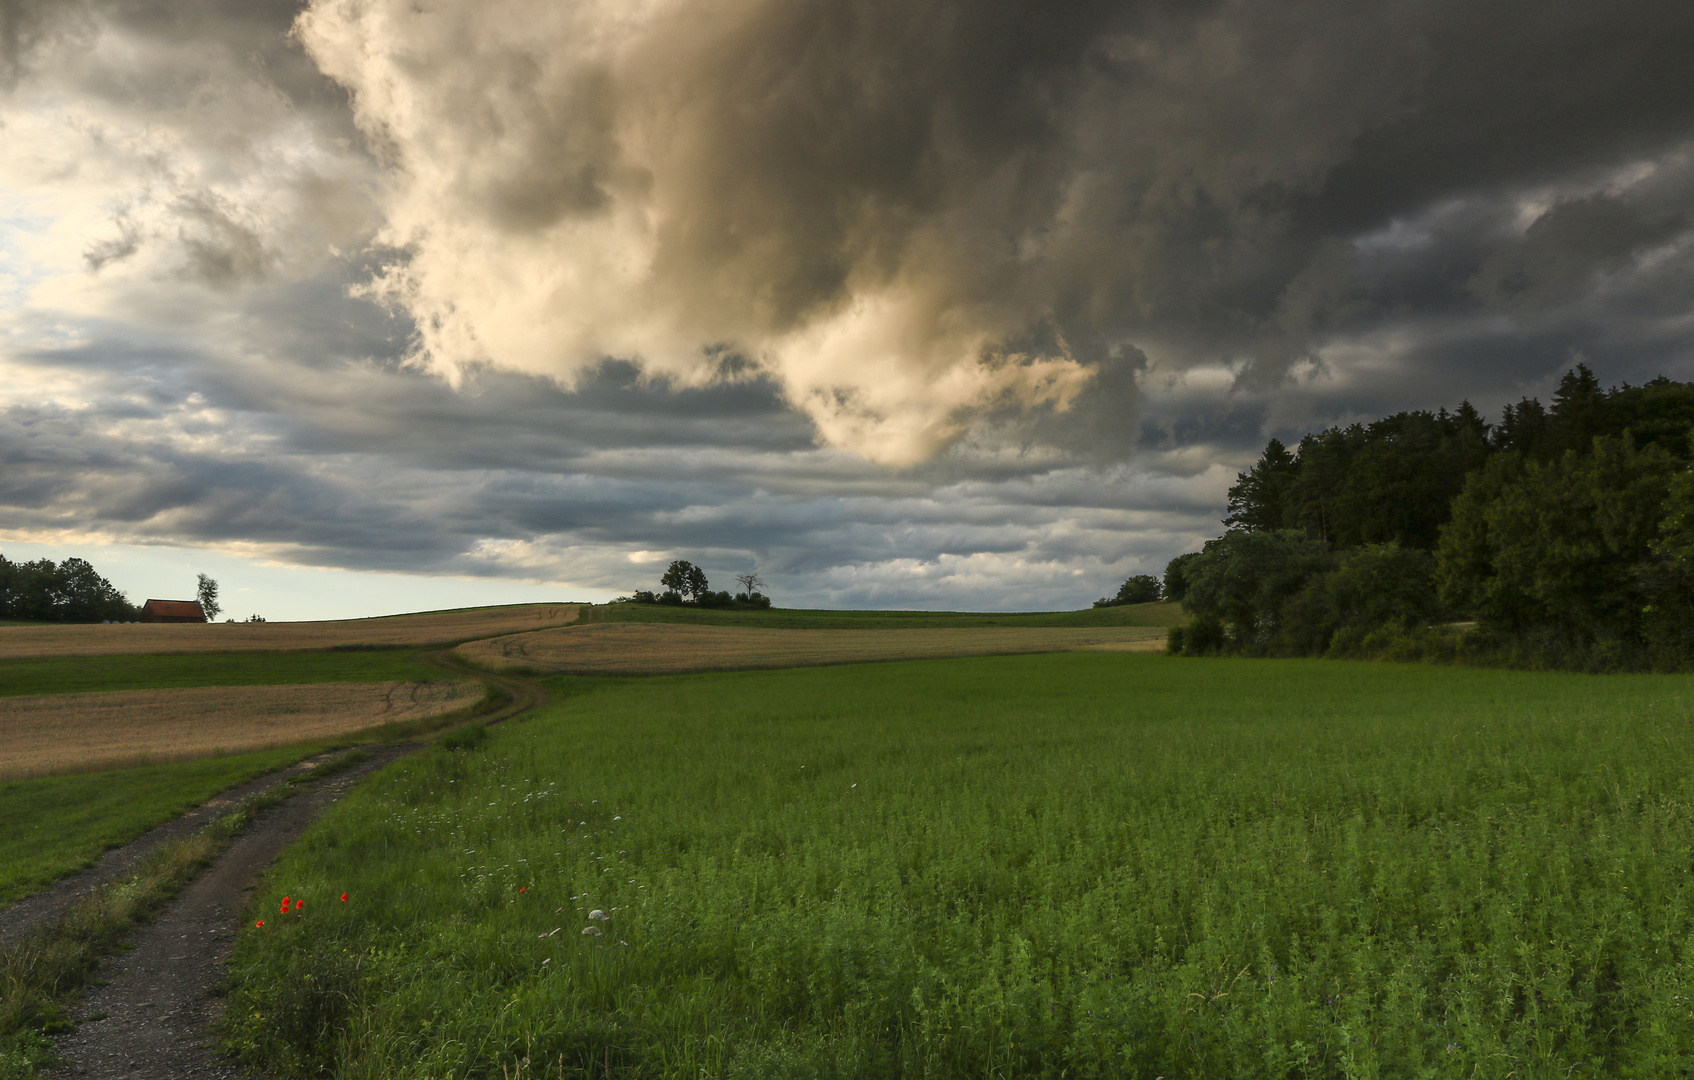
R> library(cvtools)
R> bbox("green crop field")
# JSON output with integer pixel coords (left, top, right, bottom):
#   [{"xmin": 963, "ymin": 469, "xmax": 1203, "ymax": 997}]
[
  {"xmin": 594, "ymin": 600, "xmax": 1185, "ymax": 630},
  {"xmin": 226, "ymin": 653, "xmax": 1694, "ymax": 1078},
  {"xmin": 0, "ymin": 649, "xmax": 444, "ymax": 697},
  {"xmin": 0, "ymin": 746, "xmax": 318, "ymax": 908}
]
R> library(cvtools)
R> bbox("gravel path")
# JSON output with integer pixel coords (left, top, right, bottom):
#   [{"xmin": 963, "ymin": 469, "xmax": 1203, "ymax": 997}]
[
  {"xmin": 44, "ymin": 745, "xmax": 420, "ymax": 1080},
  {"xmin": 0, "ymin": 754, "xmax": 342, "ymax": 952}
]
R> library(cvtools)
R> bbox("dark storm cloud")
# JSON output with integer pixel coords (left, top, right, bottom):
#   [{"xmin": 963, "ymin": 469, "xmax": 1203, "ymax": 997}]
[
  {"xmin": 287, "ymin": 0, "xmax": 1694, "ymax": 468},
  {"xmin": 5, "ymin": 0, "xmax": 1694, "ymax": 608}
]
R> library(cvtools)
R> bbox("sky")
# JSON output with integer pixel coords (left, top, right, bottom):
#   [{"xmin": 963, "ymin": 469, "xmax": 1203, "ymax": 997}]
[{"xmin": 1, "ymin": 0, "xmax": 1692, "ymax": 620}]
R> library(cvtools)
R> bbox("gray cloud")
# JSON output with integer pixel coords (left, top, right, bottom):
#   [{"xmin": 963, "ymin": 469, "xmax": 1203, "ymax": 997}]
[{"xmin": 2, "ymin": 0, "xmax": 1694, "ymax": 609}]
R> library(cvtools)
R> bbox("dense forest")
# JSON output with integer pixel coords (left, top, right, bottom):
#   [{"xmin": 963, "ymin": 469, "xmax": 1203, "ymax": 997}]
[
  {"xmin": 1164, "ymin": 366, "xmax": 1694, "ymax": 669},
  {"xmin": 0, "ymin": 553, "xmax": 139, "ymax": 622}
]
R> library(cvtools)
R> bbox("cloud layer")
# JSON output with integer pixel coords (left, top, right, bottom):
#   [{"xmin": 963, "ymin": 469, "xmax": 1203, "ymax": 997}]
[{"xmin": 1, "ymin": 0, "xmax": 1692, "ymax": 609}]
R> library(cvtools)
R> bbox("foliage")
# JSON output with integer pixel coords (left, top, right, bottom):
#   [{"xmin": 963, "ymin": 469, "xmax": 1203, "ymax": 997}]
[
  {"xmin": 1093, "ymin": 574, "xmax": 1161, "ymax": 608},
  {"xmin": 1276, "ymin": 544, "xmax": 1443, "ymax": 656},
  {"xmin": 1174, "ymin": 530, "xmax": 1330, "ymax": 650},
  {"xmin": 226, "ymin": 653, "xmax": 1694, "ymax": 1078},
  {"xmin": 2, "ymin": 778, "xmax": 306, "ymax": 1077},
  {"xmin": 1436, "ymin": 434, "xmax": 1677, "ymax": 649},
  {"xmin": 0, "ymin": 746, "xmax": 311, "ymax": 910},
  {"xmin": 435, "ymin": 724, "xmax": 489, "ymax": 752},
  {"xmin": 0, "ymin": 555, "xmax": 137, "ymax": 623},
  {"xmin": 1161, "ymin": 551, "xmax": 1202, "ymax": 602},
  {"xmin": 197, "ymin": 573, "xmax": 221, "ymax": 622},
  {"xmin": 1222, "ymin": 365, "xmax": 1694, "ymax": 556},
  {"xmin": 1178, "ymin": 366, "xmax": 1694, "ymax": 669},
  {"xmin": 659, "ymin": 560, "xmax": 709, "ymax": 603}
]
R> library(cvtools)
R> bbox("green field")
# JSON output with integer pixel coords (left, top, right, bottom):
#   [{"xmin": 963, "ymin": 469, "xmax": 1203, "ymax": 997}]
[
  {"xmin": 225, "ymin": 653, "xmax": 1694, "ymax": 1078},
  {"xmin": 594, "ymin": 600, "xmax": 1185, "ymax": 630},
  {"xmin": 0, "ymin": 746, "xmax": 318, "ymax": 908},
  {"xmin": 0, "ymin": 649, "xmax": 445, "ymax": 697}
]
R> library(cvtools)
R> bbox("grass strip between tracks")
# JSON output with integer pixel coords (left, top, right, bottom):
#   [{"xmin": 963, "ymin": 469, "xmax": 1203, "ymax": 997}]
[{"xmin": 0, "ymin": 779, "xmax": 302, "ymax": 1078}]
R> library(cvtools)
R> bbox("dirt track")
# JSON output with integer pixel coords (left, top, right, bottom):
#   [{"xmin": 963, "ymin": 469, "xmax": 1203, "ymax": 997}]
[{"xmin": 45, "ymin": 745, "xmax": 421, "ymax": 1080}]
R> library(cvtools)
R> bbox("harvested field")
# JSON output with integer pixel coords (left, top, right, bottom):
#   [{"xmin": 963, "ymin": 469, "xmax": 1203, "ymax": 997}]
[
  {"xmin": 0, "ymin": 603, "xmax": 579, "ymax": 660},
  {"xmin": 456, "ymin": 621, "xmax": 1167, "ymax": 675},
  {"xmin": 0, "ymin": 680, "xmax": 482, "ymax": 779}
]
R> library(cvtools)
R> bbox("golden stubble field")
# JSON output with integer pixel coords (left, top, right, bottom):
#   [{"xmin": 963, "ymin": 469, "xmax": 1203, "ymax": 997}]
[
  {"xmin": 0, "ymin": 604, "xmax": 580, "ymax": 660},
  {"xmin": 0, "ymin": 680, "xmax": 484, "ymax": 779},
  {"xmin": 456, "ymin": 622, "xmax": 1168, "ymax": 675}
]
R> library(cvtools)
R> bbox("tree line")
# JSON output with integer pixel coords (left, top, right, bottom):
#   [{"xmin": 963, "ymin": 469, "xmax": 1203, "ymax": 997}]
[
  {"xmin": 0, "ymin": 554, "xmax": 139, "ymax": 622},
  {"xmin": 1160, "ymin": 366, "xmax": 1694, "ymax": 670}
]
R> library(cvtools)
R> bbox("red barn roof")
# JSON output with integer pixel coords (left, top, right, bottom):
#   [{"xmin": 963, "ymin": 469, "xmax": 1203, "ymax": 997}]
[{"xmin": 140, "ymin": 599, "xmax": 207, "ymax": 623}]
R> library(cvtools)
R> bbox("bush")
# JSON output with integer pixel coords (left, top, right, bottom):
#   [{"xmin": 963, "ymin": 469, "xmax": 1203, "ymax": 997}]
[
  {"xmin": 1094, "ymin": 574, "xmax": 1162, "ymax": 608},
  {"xmin": 436, "ymin": 725, "xmax": 489, "ymax": 752}
]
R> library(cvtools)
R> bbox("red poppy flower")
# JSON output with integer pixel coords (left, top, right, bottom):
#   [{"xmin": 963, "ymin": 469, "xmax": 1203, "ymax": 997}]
[
  {"xmin": 340, "ymin": 892, "xmax": 348, "ymax": 901},
  {"xmin": 256, "ymin": 920, "xmax": 264, "ymax": 929},
  {"xmin": 280, "ymin": 896, "xmax": 291, "ymax": 913},
  {"xmin": 295, "ymin": 899, "xmax": 305, "ymax": 911},
  {"xmin": 519, "ymin": 887, "xmax": 526, "ymax": 893}
]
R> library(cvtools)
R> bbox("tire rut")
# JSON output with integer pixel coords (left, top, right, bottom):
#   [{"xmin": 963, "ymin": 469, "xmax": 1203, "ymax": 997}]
[
  {"xmin": 47, "ymin": 744, "xmax": 421, "ymax": 1080},
  {"xmin": 17, "ymin": 628, "xmax": 556, "ymax": 1079},
  {"xmin": 1, "ymin": 752, "xmax": 345, "ymax": 952}
]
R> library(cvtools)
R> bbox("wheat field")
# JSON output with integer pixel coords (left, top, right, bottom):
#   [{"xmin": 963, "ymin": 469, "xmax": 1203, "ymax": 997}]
[
  {"xmin": 0, "ymin": 604, "xmax": 579, "ymax": 660},
  {"xmin": 0, "ymin": 680, "xmax": 483, "ymax": 779},
  {"xmin": 455, "ymin": 621, "xmax": 1167, "ymax": 674}
]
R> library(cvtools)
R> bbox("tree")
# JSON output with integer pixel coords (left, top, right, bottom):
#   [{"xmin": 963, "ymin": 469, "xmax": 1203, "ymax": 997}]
[
  {"xmin": 1179, "ymin": 530, "xmax": 1331, "ymax": 649},
  {"xmin": 1277, "ymin": 543, "xmax": 1441, "ymax": 655},
  {"xmin": 660, "ymin": 560, "xmax": 708, "ymax": 602},
  {"xmin": 0, "ymin": 553, "xmax": 137, "ymax": 622},
  {"xmin": 1094, "ymin": 574, "xmax": 1161, "ymax": 607},
  {"xmin": 1224, "ymin": 438, "xmax": 1298, "ymax": 531},
  {"xmin": 1436, "ymin": 434, "xmax": 1676, "ymax": 645},
  {"xmin": 1163, "ymin": 552, "xmax": 1204, "ymax": 602},
  {"xmin": 734, "ymin": 571, "xmax": 766, "ymax": 596},
  {"xmin": 197, "ymin": 573, "xmax": 222, "ymax": 621}
]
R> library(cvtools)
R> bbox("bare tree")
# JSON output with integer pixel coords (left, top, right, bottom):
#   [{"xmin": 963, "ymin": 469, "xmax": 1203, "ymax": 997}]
[{"xmin": 735, "ymin": 571, "xmax": 765, "ymax": 595}]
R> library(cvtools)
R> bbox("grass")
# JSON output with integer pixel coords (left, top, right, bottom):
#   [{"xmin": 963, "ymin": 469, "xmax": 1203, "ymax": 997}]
[
  {"xmin": 0, "ymin": 777, "xmax": 310, "ymax": 1079},
  {"xmin": 224, "ymin": 653, "xmax": 1694, "ymax": 1078},
  {"xmin": 0, "ymin": 649, "xmax": 444, "ymax": 697},
  {"xmin": 593, "ymin": 600, "xmax": 1185, "ymax": 629},
  {"xmin": 0, "ymin": 747, "xmax": 315, "ymax": 910}
]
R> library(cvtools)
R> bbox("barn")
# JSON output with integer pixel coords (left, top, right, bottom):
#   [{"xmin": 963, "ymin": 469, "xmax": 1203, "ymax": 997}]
[{"xmin": 140, "ymin": 599, "xmax": 207, "ymax": 623}]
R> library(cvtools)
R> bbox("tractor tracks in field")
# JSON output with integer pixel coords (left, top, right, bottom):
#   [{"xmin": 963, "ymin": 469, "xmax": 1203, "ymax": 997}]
[
  {"xmin": 8, "ymin": 633, "xmax": 555, "ymax": 1079},
  {"xmin": 45, "ymin": 744, "xmax": 420, "ymax": 1080},
  {"xmin": 421, "ymin": 643, "xmax": 550, "ymax": 725}
]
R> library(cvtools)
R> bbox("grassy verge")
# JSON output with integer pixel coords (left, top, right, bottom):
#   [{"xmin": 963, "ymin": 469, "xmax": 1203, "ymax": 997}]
[
  {"xmin": 0, "ymin": 781, "xmax": 299, "ymax": 1078},
  {"xmin": 0, "ymin": 650, "xmax": 446, "ymax": 697},
  {"xmin": 0, "ymin": 747, "xmax": 321, "ymax": 910},
  {"xmin": 593, "ymin": 600, "xmax": 1185, "ymax": 629},
  {"xmin": 224, "ymin": 653, "xmax": 1694, "ymax": 1078}
]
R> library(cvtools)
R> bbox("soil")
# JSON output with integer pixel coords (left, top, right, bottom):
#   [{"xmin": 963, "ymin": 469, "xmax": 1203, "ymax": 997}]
[
  {"xmin": 1, "ymin": 680, "xmax": 480, "ymax": 781},
  {"xmin": 41, "ymin": 745, "xmax": 421, "ymax": 1079},
  {"xmin": 0, "ymin": 752, "xmax": 342, "ymax": 952}
]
